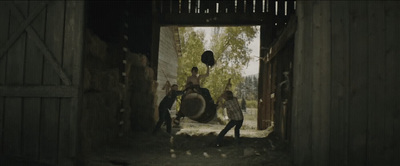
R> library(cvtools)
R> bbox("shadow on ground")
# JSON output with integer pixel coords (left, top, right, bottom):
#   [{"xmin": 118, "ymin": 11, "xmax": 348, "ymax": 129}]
[{"xmin": 83, "ymin": 129, "xmax": 293, "ymax": 166}]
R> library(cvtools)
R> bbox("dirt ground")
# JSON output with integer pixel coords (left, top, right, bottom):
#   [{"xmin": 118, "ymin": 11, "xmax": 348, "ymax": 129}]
[{"xmin": 84, "ymin": 109, "xmax": 293, "ymax": 166}]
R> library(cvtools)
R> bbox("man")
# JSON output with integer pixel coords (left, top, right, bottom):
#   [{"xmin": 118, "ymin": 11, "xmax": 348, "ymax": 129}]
[
  {"xmin": 153, "ymin": 83, "xmax": 183, "ymax": 134},
  {"xmin": 215, "ymin": 90, "xmax": 244, "ymax": 147}
]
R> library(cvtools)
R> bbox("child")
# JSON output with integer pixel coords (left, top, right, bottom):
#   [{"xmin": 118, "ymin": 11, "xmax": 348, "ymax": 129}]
[
  {"xmin": 215, "ymin": 90, "xmax": 244, "ymax": 147},
  {"xmin": 153, "ymin": 84, "xmax": 183, "ymax": 134}
]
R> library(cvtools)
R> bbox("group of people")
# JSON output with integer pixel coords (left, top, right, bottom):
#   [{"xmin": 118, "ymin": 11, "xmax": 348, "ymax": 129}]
[{"xmin": 152, "ymin": 65, "xmax": 244, "ymax": 147}]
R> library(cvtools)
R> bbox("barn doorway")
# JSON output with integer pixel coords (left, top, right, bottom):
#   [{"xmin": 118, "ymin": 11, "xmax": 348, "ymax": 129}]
[{"xmin": 156, "ymin": 26, "xmax": 266, "ymax": 138}]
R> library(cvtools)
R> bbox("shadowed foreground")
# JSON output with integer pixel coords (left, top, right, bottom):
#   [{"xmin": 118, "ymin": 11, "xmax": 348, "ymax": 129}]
[{"xmin": 83, "ymin": 128, "xmax": 292, "ymax": 166}]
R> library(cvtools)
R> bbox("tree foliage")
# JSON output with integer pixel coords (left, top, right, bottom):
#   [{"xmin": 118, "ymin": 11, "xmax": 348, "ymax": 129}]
[
  {"xmin": 236, "ymin": 75, "xmax": 258, "ymax": 100},
  {"xmin": 177, "ymin": 26, "xmax": 257, "ymax": 101}
]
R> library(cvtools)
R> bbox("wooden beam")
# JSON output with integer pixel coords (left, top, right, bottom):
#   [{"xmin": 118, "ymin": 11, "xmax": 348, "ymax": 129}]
[
  {"xmin": 0, "ymin": 86, "xmax": 78, "ymax": 97},
  {"xmin": 265, "ymin": 15, "xmax": 297, "ymax": 63},
  {"xmin": 160, "ymin": 13, "xmax": 274, "ymax": 26}
]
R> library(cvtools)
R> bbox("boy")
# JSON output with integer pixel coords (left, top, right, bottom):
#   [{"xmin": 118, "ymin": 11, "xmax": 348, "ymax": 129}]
[
  {"xmin": 153, "ymin": 83, "xmax": 183, "ymax": 134},
  {"xmin": 215, "ymin": 90, "xmax": 244, "ymax": 147}
]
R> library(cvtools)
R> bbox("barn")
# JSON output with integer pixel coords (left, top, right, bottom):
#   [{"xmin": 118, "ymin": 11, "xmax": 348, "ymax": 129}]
[{"xmin": 0, "ymin": 0, "xmax": 399, "ymax": 165}]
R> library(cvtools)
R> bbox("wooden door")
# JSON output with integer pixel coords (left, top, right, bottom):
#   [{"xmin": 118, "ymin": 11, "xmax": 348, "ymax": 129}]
[{"xmin": 0, "ymin": 1, "xmax": 84, "ymax": 165}]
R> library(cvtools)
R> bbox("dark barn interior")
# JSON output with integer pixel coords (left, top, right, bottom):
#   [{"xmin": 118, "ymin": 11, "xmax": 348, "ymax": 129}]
[{"xmin": 0, "ymin": 0, "xmax": 399, "ymax": 166}]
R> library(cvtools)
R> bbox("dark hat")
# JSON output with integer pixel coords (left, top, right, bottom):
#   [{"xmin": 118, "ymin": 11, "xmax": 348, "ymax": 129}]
[{"xmin": 201, "ymin": 50, "xmax": 215, "ymax": 67}]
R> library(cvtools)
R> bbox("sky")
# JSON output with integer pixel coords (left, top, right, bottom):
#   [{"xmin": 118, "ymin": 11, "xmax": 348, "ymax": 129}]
[{"xmin": 194, "ymin": 27, "xmax": 260, "ymax": 76}]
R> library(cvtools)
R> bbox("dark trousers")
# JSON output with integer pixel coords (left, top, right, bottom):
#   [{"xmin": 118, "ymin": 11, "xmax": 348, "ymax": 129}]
[
  {"xmin": 153, "ymin": 108, "xmax": 171, "ymax": 134},
  {"xmin": 200, "ymin": 88, "xmax": 213, "ymax": 103},
  {"xmin": 217, "ymin": 120, "xmax": 243, "ymax": 144}
]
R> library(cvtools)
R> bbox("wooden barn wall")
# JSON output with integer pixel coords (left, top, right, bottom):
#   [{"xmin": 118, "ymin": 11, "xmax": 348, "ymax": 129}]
[
  {"xmin": 156, "ymin": 27, "xmax": 179, "ymax": 109},
  {"xmin": 0, "ymin": 1, "xmax": 84, "ymax": 165},
  {"xmin": 292, "ymin": 1, "xmax": 400, "ymax": 165}
]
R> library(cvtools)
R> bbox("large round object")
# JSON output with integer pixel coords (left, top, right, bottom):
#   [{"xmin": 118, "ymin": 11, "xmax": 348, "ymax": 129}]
[
  {"xmin": 201, "ymin": 50, "xmax": 215, "ymax": 67},
  {"xmin": 180, "ymin": 92, "xmax": 216, "ymax": 123}
]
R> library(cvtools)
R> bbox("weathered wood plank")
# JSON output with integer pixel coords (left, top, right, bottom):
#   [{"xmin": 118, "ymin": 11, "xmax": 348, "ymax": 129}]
[
  {"xmin": 21, "ymin": 1, "xmax": 46, "ymax": 159},
  {"xmin": 0, "ymin": 97, "xmax": 3, "ymax": 152},
  {"xmin": 160, "ymin": 0, "xmax": 170, "ymax": 13},
  {"xmin": 22, "ymin": 98, "xmax": 41, "ymax": 159},
  {"xmin": 60, "ymin": 6, "xmax": 74, "ymax": 163},
  {"xmin": 348, "ymin": 1, "xmax": 368, "ymax": 165},
  {"xmin": 266, "ymin": 15, "xmax": 296, "ymax": 62},
  {"xmin": 0, "ymin": 1, "xmax": 9, "ymax": 79},
  {"xmin": 292, "ymin": 1, "xmax": 304, "ymax": 163},
  {"xmin": 3, "ymin": 1, "xmax": 28, "ymax": 157},
  {"xmin": 171, "ymin": 0, "xmax": 179, "ymax": 14},
  {"xmin": 224, "ymin": 0, "xmax": 235, "ymax": 13},
  {"xmin": 24, "ymin": 1, "xmax": 45, "ymax": 86},
  {"xmin": 190, "ymin": 0, "xmax": 196, "ymax": 13},
  {"xmin": 181, "ymin": 0, "xmax": 189, "ymax": 14},
  {"xmin": 245, "ymin": 0, "xmax": 253, "ymax": 13},
  {"xmin": 211, "ymin": 0, "xmax": 218, "ymax": 14},
  {"xmin": 384, "ymin": 1, "xmax": 397, "ymax": 164},
  {"xmin": 27, "ymin": 30, "xmax": 72, "ymax": 85},
  {"xmin": 391, "ymin": 2, "xmax": 400, "ymax": 164},
  {"xmin": 39, "ymin": 98, "xmax": 60, "ymax": 164},
  {"xmin": 59, "ymin": 98, "xmax": 71, "ymax": 166},
  {"xmin": 6, "ymin": 1, "xmax": 28, "ymax": 85},
  {"xmin": 330, "ymin": 1, "xmax": 349, "ymax": 165},
  {"xmin": 292, "ymin": 0, "xmax": 304, "ymax": 162},
  {"xmin": 236, "ymin": 0, "xmax": 244, "ymax": 13},
  {"xmin": 39, "ymin": 1, "xmax": 65, "ymax": 164},
  {"xmin": 270, "ymin": 60, "xmax": 277, "ymax": 126},
  {"xmin": 277, "ymin": 0, "xmax": 285, "ymax": 27},
  {"xmin": 0, "ymin": 86, "xmax": 78, "ymax": 97},
  {"xmin": 3, "ymin": 98, "xmax": 23, "ymax": 156},
  {"xmin": 367, "ymin": 1, "xmax": 386, "ymax": 165},
  {"xmin": 59, "ymin": 1, "xmax": 75, "ymax": 164},
  {"xmin": 299, "ymin": 2, "xmax": 314, "ymax": 165},
  {"xmin": 291, "ymin": 1, "xmax": 314, "ymax": 165},
  {"xmin": 63, "ymin": 1, "xmax": 84, "ymax": 165},
  {"xmin": 0, "ymin": 1, "xmax": 10, "ymax": 152},
  {"xmin": 311, "ymin": 1, "xmax": 331, "ymax": 165},
  {"xmin": 287, "ymin": 0, "xmax": 295, "ymax": 16},
  {"xmin": 268, "ymin": 0, "xmax": 275, "ymax": 14},
  {"xmin": 255, "ymin": 0, "xmax": 263, "ymax": 13},
  {"xmin": 43, "ymin": 0, "xmax": 65, "ymax": 83},
  {"xmin": 257, "ymin": 22, "xmax": 273, "ymax": 129}
]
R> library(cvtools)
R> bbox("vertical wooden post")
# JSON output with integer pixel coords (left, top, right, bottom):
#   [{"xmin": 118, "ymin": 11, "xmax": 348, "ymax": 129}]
[
  {"xmin": 64, "ymin": 1, "xmax": 84, "ymax": 165},
  {"xmin": 258, "ymin": 21, "xmax": 274, "ymax": 130}
]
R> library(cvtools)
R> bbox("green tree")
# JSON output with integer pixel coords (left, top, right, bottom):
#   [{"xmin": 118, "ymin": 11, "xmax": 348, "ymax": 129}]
[
  {"xmin": 178, "ymin": 26, "xmax": 257, "ymax": 101},
  {"xmin": 177, "ymin": 27, "xmax": 206, "ymax": 89}
]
